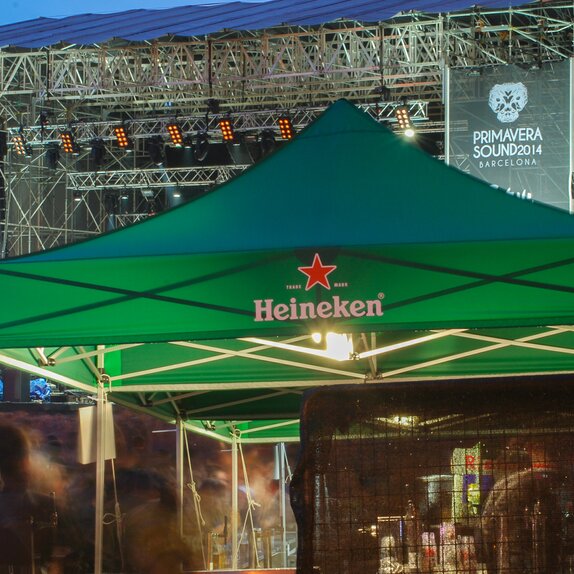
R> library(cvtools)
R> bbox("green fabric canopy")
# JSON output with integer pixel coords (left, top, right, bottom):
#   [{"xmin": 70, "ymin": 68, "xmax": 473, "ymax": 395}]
[{"xmin": 1, "ymin": 100, "xmax": 574, "ymax": 442}]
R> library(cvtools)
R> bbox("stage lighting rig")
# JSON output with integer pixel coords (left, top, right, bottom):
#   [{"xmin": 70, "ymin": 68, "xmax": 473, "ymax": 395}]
[
  {"xmin": 278, "ymin": 117, "xmax": 294, "ymax": 140},
  {"xmin": 113, "ymin": 125, "xmax": 133, "ymax": 151},
  {"xmin": 147, "ymin": 136, "xmax": 165, "ymax": 165},
  {"xmin": 46, "ymin": 143, "xmax": 60, "ymax": 169},
  {"xmin": 167, "ymin": 123, "xmax": 184, "ymax": 146},
  {"xmin": 259, "ymin": 129, "xmax": 276, "ymax": 156},
  {"xmin": 12, "ymin": 132, "xmax": 32, "ymax": 156},
  {"xmin": 90, "ymin": 139, "xmax": 106, "ymax": 167},
  {"xmin": 0, "ymin": 131, "xmax": 7, "ymax": 157},
  {"xmin": 394, "ymin": 106, "xmax": 415, "ymax": 138},
  {"xmin": 60, "ymin": 130, "xmax": 80, "ymax": 154},
  {"xmin": 194, "ymin": 131, "xmax": 209, "ymax": 162},
  {"xmin": 218, "ymin": 118, "xmax": 236, "ymax": 143}
]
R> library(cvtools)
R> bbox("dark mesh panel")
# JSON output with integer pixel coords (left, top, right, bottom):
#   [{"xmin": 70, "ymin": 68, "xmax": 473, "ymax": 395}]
[{"xmin": 291, "ymin": 375, "xmax": 574, "ymax": 574}]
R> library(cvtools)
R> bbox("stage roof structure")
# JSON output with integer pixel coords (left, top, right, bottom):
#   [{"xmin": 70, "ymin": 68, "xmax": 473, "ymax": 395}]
[
  {"xmin": 2, "ymin": 0, "xmax": 570, "ymax": 260},
  {"xmin": 0, "ymin": 0, "xmax": 534, "ymax": 48},
  {"xmin": 1, "ymin": 100, "xmax": 574, "ymax": 442}
]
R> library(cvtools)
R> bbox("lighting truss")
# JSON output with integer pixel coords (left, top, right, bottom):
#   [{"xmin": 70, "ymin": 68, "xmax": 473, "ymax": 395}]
[
  {"xmin": 66, "ymin": 165, "xmax": 251, "ymax": 191},
  {"xmin": 0, "ymin": 5, "xmax": 570, "ymax": 127},
  {"xmin": 6, "ymin": 101, "xmax": 430, "ymax": 148}
]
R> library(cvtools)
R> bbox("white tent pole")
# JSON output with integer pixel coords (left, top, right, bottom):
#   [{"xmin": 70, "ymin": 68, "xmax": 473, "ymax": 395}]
[
  {"xmin": 176, "ymin": 417, "xmax": 185, "ymax": 539},
  {"xmin": 231, "ymin": 429, "xmax": 239, "ymax": 569},
  {"xmin": 444, "ymin": 63, "xmax": 450, "ymax": 166},
  {"xmin": 569, "ymin": 56, "xmax": 573, "ymax": 214},
  {"xmin": 94, "ymin": 368, "xmax": 108, "ymax": 574},
  {"xmin": 280, "ymin": 443, "xmax": 287, "ymax": 568}
]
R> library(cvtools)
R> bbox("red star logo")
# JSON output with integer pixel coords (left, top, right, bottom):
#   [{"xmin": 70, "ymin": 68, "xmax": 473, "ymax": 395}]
[{"xmin": 298, "ymin": 253, "xmax": 337, "ymax": 291}]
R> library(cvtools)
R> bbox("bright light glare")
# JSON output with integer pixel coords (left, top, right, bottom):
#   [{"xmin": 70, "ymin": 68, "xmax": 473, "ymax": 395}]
[
  {"xmin": 311, "ymin": 332, "xmax": 322, "ymax": 344},
  {"xmin": 404, "ymin": 128, "xmax": 415, "ymax": 138},
  {"xmin": 241, "ymin": 332, "xmax": 354, "ymax": 361},
  {"xmin": 325, "ymin": 333, "xmax": 353, "ymax": 361}
]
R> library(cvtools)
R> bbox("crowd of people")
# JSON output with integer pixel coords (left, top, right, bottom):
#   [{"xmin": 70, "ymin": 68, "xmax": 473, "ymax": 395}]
[{"xmin": 0, "ymin": 409, "xmax": 294, "ymax": 573}]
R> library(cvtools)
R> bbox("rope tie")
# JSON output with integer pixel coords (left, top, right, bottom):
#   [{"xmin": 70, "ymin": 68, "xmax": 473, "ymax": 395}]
[{"xmin": 184, "ymin": 429, "xmax": 208, "ymax": 568}]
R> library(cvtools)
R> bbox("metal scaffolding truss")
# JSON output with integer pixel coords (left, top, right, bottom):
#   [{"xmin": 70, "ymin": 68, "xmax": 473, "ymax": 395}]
[
  {"xmin": 1, "ymin": 100, "xmax": 431, "ymax": 255},
  {"xmin": 0, "ymin": 4, "xmax": 571, "ymax": 124},
  {"xmin": 6, "ymin": 101, "xmax": 430, "ymax": 146},
  {"xmin": 67, "ymin": 165, "xmax": 250, "ymax": 191},
  {"xmin": 0, "ymin": 1, "xmax": 571, "ymax": 256}
]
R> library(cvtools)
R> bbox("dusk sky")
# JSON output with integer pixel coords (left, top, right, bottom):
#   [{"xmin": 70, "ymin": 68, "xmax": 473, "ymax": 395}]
[{"xmin": 1, "ymin": 0, "xmax": 247, "ymax": 25}]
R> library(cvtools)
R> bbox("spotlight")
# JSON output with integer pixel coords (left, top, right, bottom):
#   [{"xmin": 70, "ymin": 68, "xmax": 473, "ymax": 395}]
[
  {"xmin": 167, "ymin": 123, "xmax": 184, "ymax": 147},
  {"xmin": 218, "ymin": 118, "xmax": 235, "ymax": 143},
  {"xmin": 147, "ymin": 136, "xmax": 165, "ymax": 165},
  {"xmin": 278, "ymin": 117, "xmax": 294, "ymax": 140},
  {"xmin": 113, "ymin": 125, "xmax": 133, "ymax": 151},
  {"xmin": 12, "ymin": 133, "xmax": 32, "ymax": 157},
  {"xmin": 207, "ymin": 99, "xmax": 220, "ymax": 114},
  {"xmin": 46, "ymin": 143, "xmax": 60, "ymax": 169},
  {"xmin": 259, "ymin": 129, "xmax": 276, "ymax": 156},
  {"xmin": 182, "ymin": 135, "xmax": 194, "ymax": 149},
  {"xmin": 194, "ymin": 131, "xmax": 209, "ymax": 162},
  {"xmin": 39, "ymin": 111, "xmax": 49, "ymax": 127},
  {"xmin": 104, "ymin": 192, "xmax": 118, "ymax": 215},
  {"xmin": 147, "ymin": 199, "xmax": 157, "ymax": 216},
  {"xmin": 374, "ymin": 85, "xmax": 392, "ymax": 99},
  {"xmin": 90, "ymin": 139, "xmax": 106, "ymax": 167},
  {"xmin": 72, "ymin": 190, "xmax": 83, "ymax": 202},
  {"xmin": 394, "ymin": 106, "xmax": 415, "ymax": 138},
  {"xmin": 60, "ymin": 130, "xmax": 80, "ymax": 154}
]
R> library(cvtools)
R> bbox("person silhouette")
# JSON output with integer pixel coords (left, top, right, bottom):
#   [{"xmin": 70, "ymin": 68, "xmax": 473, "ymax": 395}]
[{"xmin": 0, "ymin": 424, "xmax": 57, "ymax": 574}]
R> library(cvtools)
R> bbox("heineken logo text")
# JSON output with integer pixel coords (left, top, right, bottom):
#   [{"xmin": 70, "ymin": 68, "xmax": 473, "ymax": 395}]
[{"xmin": 254, "ymin": 296, "xmax": 383, "ymax": 322}]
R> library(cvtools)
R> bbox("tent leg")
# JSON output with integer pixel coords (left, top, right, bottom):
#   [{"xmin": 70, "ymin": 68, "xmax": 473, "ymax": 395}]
[
  {"xmin": 280, "ymin": 443, "xmax": 287, "ymax": 568},
  {"xmin": 231, "ymin": 430, "xmax": 239, "ymax": 570},
  {"xmin": 94, "ymin": 378, "xmax": 106, "ymax": 574},
  {"xmin": 176, "ymin": 418, "xmax": 185, "ymax": 539}
]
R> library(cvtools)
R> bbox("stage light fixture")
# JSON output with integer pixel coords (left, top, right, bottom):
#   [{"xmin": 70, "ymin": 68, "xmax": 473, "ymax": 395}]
[
  {"xmin": 12, "ymin": 133, "xmax": 32, "ymax": 157},
  {"xmin": 218, "ymin": 118, "xmax": 235, "ymax": 142},
  {"xmin": 167, "ymin": 123, "xmax": 184, "ymax": 146},
  {"xmin": 147, "ymin": 136, "xmax": 165, "ymax": 165},
  {"xmin": 90, "ymin": 139, "xmax": 106, "ymax": 167},
  {"xmin": 46, "ymin": 143, "xmax": 60, "ymax": 169},
  {"xmin": 259, "ymin": 129, "xmax": 276, "ymax": 157},
  {"xmin": 207, "ymin": 99, "xmax": 220, "ymax": 114},
  {"xmin": 147, "ymin": 199, "xmax": 158, "ymax": 216},
  {"xmin": 194, "ymin": 131, "xmax": 209, "ymax": 162},
  {"xmin": 182, "ymin": 135, "xmax": 194, "ymax": 149},
  {"xmin": 278, "ymin": 117, "xmax": 294, "ymax": 140},
  {"xmin": 104, "ymin": 192, "xmax": 119, "ymax": 215},
  {"xmin": 72, "ymin": 190, "xmax": 83, "ymax": 202},
  {"xmin": 0, "ymin": 131, "xmax": 7, "ymax": 157},
  {"xmin": 394, "ymin": 106, "xmax": 415, "ymax": 138},
  {"xmin": 113, "ymin": 125, "xmax": 133, "ymax": 151},
  {"xmin": 60, "ymin": 130, "xmax": 80, "ymax": 154}
]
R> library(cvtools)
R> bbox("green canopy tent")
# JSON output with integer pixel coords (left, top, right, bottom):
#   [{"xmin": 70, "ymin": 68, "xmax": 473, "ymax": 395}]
[
  {"xmin": 3, "ymin": 99, "xmax": 574, "ymax": 572},
  {"xmin": 1, "ymin": 99, "xmax": 574, "ymax": 445}
]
